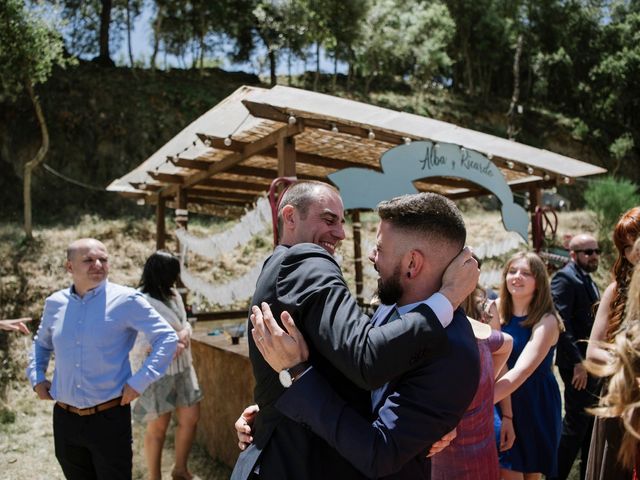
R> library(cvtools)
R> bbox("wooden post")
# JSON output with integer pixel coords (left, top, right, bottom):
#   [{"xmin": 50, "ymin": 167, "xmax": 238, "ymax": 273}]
[
  {"xmin": 156, "ymin": 195, "xmax": 166, "ymax": 250},
  {"xmin": 277, "ymin": 135, "xmax": 296, "ymax": 177},
  {"xmin": 352, "ymin": 211, "xmax": 364, "ymax": 307},
  {"xmin": 175, "ymin": 188, "xmax": 189, "ymax": 304},
  {"xmin": 529, "ymin": 185, "xmax": 541, "ymax": 250}
]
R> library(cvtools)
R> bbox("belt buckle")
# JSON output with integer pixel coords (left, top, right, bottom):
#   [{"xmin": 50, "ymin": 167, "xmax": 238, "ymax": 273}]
[{"xmin": 77, "ymin": 406, "xmax": 97, "ymax": 416}]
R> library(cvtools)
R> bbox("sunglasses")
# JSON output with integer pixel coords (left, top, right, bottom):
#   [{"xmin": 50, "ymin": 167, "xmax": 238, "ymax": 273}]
[{"xmin": 574, "ymin": 248, "xmax": 601, "ymax": 256}]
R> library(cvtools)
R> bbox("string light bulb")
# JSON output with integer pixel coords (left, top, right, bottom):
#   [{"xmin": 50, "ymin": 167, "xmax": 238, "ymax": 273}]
[
  {"xmin": 404, "ymin": 137, "xmax": 412, "ymax": 145},
  {"xmin": 487, "ymin": 153, "xmax": 493, "ymax": 160},
  {"xmin": 527, "ymin": 166, "xmax": 534, "ymax": 175},
  {"xmin": 224, "ymin": 136, "xmax": 232, "ymax": 147},
  {"xmin": 288, "ymin": 114, "xmax": 297, "ymax": 125},
  {"xmin": 368, "ymin": 129, "xmax": 375, "ymax": 140},
  {"xmin": 331, "ymin": 123, "xmax": 339, "ymax": 133},
  {"xmin": 543, "ymin": 174, "xmax": 550, "ymax": 181},
  {"xmin": 204, "ymin": 138, "xmax": 212, "ymax": 147},
  {"xmin": 506, "ymin": 160, "xmax": 515, "ymax": 169},
  {"xmin": 563, "ymin": 176, "xmax": 571, "ymax": 184}
]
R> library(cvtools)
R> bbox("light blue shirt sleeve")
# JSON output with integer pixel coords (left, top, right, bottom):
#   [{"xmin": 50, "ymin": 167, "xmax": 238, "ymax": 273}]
[
  {"xmin": 397, "ymin": 292, "xmax": 453, "ymax": 328},
  {"xmin": 26, "ymin": 297, "xmax": 57, "ymax": 388},
  {"xmin": 125, "ymin": 292, "xmax": 179, "ymax": 394}
]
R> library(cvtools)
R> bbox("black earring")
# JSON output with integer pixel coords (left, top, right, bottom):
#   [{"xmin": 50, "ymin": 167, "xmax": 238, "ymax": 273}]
[{"xmin": 406, "ymin": 272, "xmax": 411, "ymax": 278}]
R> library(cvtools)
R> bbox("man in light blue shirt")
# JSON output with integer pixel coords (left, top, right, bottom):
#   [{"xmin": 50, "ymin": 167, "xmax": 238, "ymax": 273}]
[{"xmin": 26, "ymin": 238, "xmax": 179, "ymax": 480}]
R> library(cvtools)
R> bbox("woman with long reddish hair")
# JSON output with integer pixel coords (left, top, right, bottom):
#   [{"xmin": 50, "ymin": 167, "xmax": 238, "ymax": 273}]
[{"xmin": 586, "ymin": 206, "xmax": 640, "ymax": 480}]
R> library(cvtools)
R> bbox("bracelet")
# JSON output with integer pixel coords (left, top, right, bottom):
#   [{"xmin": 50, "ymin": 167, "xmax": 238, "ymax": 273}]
[{"xmin": 502, "ymin": 413, "xmax": 513, "ymax": 420}]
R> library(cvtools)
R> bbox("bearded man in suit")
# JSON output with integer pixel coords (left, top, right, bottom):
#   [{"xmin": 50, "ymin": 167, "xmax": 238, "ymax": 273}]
[
  {"xmin": 231, "ymin": 182, "xmax": 478, "ymax": 480},
  {"xmin": 550, "ymin": 234, "xmax": 601, "ymax": 480},
  {"xmin": 246, "ymin": 192, "xmax": 481, "ymax": 480}
]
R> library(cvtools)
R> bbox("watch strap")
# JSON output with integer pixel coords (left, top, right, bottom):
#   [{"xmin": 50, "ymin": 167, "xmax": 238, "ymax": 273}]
[{"xmin": 288, "ymin": 361, "xmax": 310, "ymax": 383}]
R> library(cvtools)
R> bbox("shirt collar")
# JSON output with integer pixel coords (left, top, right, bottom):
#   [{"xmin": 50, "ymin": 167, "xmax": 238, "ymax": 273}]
[{"xmin": 70, "ymin": 280, "xmax": 107, "ymax": 299}]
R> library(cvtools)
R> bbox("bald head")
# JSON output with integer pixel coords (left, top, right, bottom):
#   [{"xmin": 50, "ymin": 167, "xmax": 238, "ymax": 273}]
[
  {"xmin": 569, "ymin": 234, "xmax": 597, "ymax": 252},
  {"xmin": 67, "ymin": 238, "xmax": 107, "ymax": 260},
  {"xmin": 65, "ymin": 238, "xmax": 109, "ymax": 296},
  {"xmin": 569, "ymin": 234, "xmax": 599, "ymax": 273}
]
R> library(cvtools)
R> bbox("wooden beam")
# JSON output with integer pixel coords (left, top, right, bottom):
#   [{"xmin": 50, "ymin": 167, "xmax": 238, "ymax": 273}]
[
  {"xmin": 160, "ymin": 122, "xmax": 304, "ymax": 198},
  {"xmin": 195, "ymin": 142, "xmax": 366, "ymax": 171},
  {"xmin": 198, "ymin": 178, "xmax": 269, "ymax": 192},
  {"xmin": 148, "ymin": 171, "xmax": 185, "ymax": 184},
  {"xmin": 187, "ymin": 195, "xmax": 253, "ymax": 207},
  {"xmin": 156, "ymin": 195, "xmax": 166, "ymax": 250},
  {"xmin": 278, "ymin": 135, "xmax": 296, "ymax": 177},
  {"xmin": 352, "ymin": 211, "xmax": 364, "ymax": 306},
  {"xmin": 169, "ymin": 157, "xmax": 211, "ymax": 171},
  {"xmin": 185, "ymin": 188, "xmax": 257, "ymax": 203},
  {"xmin": 242, "ymin": 99, "xmax": 416, "ymax": 145}
]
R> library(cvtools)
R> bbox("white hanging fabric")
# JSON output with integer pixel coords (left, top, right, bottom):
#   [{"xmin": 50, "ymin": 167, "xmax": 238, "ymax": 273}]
[
  {"xmin": 176, "ymin": 196, "xmax": 272, "ymax": 306},
  {"xmin": 175, "ymin": 196, "xmax": 272, "ymax": 261}
]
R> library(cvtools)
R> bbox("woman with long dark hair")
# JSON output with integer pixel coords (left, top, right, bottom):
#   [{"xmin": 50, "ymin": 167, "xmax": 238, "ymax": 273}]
[{"xmin": 132, "ymin": 251, "xmax": 202, "ymax": 480}]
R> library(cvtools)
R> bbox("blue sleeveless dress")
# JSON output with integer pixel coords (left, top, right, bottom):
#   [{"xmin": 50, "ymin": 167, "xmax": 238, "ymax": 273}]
[{"xmin": 498, "ymin": 315, "xmax": 562, "ymax": 476}]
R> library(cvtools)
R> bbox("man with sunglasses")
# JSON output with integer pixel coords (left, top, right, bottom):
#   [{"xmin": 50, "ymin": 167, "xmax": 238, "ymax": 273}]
[{"xmin": 550, "ymin": 234, "xmax": 601, "ymax": 480}]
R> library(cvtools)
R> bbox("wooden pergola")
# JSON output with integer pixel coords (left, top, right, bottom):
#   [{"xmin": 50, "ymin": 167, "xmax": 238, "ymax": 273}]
[{"xmin": 108, "ymin": 85, "xmax": 606, "ymax": 305}]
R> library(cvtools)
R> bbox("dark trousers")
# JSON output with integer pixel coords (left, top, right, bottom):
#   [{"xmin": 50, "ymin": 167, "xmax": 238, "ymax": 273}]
[
  {"xmin": 53, "ymin": 402, "xmax": 132, "ymax": 480},
  {"xmin": 552, "ymin": 368, "xmax": 600, "ymax": 480}
]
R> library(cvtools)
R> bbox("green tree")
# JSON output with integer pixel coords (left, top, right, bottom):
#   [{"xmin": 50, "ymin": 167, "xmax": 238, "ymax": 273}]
[
  {"xmin": 584, "ymin": 175, "xmax": 640, "ymax": 249},
  {"xmin": 353, "ymin": 0, "xmax": 454, "ymax": 94},
  {"xmin": 56, "ymin": 0, "xmax": 143, "ymax": 66},
  {"xmin": 0, "ymin": 0, "xmax": 72, "ymax": 238}
]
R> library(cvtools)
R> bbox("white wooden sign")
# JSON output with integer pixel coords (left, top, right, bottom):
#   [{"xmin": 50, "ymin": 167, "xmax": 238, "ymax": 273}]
[{"xmin": 328, "ymin": 141, "xmax": 529, "ymax": 241}]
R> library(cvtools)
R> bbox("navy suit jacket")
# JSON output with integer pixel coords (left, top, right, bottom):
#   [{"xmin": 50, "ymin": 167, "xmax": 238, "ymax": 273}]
[
  {"xmin": 275, "ymin": 305, "xmax": 480, "ymax": 479},
  {"xmin": 231, "ymin": 244, "xmax": 450, "ymax": 480},
  {"xmin": 551, "ymin": 261, "xmax": 599, "ymax": 370}
]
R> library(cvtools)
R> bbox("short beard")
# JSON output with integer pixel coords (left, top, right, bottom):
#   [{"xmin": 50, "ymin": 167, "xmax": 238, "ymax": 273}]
[
  {"xmin": 577, "ymin": 257, "xmax": 598, "ymax": 273},
  {"xmin": 377, "ymin": 265, "xmax": 403, "ymax": 305}
]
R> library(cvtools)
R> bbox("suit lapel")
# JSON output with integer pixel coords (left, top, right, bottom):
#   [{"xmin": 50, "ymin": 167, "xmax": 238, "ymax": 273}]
[{"xmin": 370, "ymin": 304, "xmax": 402, "ymax": 410}]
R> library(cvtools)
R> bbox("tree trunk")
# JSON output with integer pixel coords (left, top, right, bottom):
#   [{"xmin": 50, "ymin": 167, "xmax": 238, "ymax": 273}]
[
  {"xmin": 287, "ymin": 50, "xmax": 293, "ymax": 86},
  {"xmin": 95, "ymin": 0, "xmax": 114, "ymax": 67},
  {"xmin": 23, "ymin": 81, "xmax": 49, "ymax": 239},
  {"xmin": 151, "ymin": 5, "xmax": 163, "ymax": 70},
  {"xmin": 507, "ymin": 34, "xmax": 524, "ymax": 140},
  {"xmin": 313, "ymin": 42, "xmax": 320, "ymax": 91},
  {"xmin": 126, "ymin": 0, "xmax": 134, "ymax": 67},
  {"xmin": 461, "ymin": 35, "xmax": 474, "ymax": 95},
  {"xmin": 332, "ymin": 49, "xmax": 338, "ymax": 92},
  {"xmin": 269, "ymin": 49, "xmax": 277, "ymax": 86}
]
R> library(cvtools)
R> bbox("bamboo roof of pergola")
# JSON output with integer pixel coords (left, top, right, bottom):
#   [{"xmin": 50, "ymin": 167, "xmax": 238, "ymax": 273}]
[{"xmin": 107, "ymin": 85, "xmax": 606, "ymax": 216}]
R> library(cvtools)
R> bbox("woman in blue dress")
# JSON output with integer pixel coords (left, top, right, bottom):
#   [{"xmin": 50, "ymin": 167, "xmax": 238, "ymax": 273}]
[{"xmin": 493, "ymin": 252, "xmax": 564, "ymax": 480}]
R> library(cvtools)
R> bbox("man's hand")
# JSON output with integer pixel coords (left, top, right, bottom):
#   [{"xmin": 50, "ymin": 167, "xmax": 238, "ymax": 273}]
[
  {"xmin": 235, "ymin": 404, "xmax": 259, "ymax": 450},
  {"xmin": 572, "ymin": 362, "xmax": 588, "ymax": 390},
  {"xmin": 250, "ymin": 302, "xmax": 309, "ymax": 372},
  {"xmin": 120, "ymin": 383, "xmax": 140, "ymax": 405},
  {"xmin": 439, "ymin": 247, "xmax": 480, "ymax": 308},
  {"xmin": 427, "ymin": 428, "xmax": 457, "ymax": 457},
  {"xmin": 34, "ymin": 380, "xmax": 53, "ymax": 400},
  {"xmin": 499, "ymin": 417, "xmax": 516, "ymax": 451},
  {"xmin": 0, "ymin": 317, "xmax": 32, "ymax": 334}
]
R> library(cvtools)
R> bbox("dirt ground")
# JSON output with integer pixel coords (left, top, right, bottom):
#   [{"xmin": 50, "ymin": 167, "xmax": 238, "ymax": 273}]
[{"xmin": 0, "ymin": 338, "xmax": 231, "ymax": 479}]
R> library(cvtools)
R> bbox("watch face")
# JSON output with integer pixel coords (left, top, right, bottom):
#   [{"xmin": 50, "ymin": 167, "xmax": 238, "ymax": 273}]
[{"xmin": 279, "ymin": 369, "xmax": 293, "ymax": 388}]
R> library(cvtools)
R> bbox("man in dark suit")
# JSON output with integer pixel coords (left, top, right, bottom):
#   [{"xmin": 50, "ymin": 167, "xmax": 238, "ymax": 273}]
[
  {"xmin": 231, "ymin": 183, "xmax": 478, "ymax": 480},
  {"xmin": 246, "ymin": 192, "xmax": 480, "ymax": 479},
  {"xmin": 550, "ymin": 234, "xmax": 601, "ymax": 480}
]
